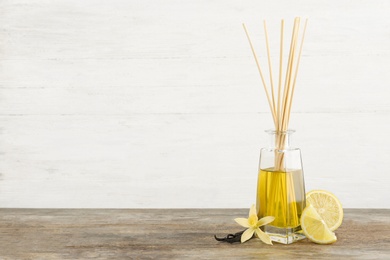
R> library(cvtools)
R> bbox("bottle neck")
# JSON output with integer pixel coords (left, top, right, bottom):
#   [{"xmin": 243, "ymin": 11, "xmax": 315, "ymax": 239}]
[{"xmin": 266, "ymin": 129, "xmax": 295, "ymax": 150}]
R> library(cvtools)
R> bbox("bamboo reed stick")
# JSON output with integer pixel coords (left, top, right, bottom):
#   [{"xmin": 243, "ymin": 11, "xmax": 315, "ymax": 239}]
[
  {"xmin": 286, "ymin": 19, "xmax": 308, "ymax": 126},
  {"xmin": 276, "ymin": 20, "xmax": 284, "ymax": 132},
  {"xmin": 279, "ymin": 19, "xmax": 301, "ymax": 170},
  {"xmin": 242, "ymin": 23, "xmax": 277, "ymax": 126},
  {"xmin": 263, "ymin": 20, "xmax": 276, "ymax": 119},
  {"xmin": 281, "ymin": 18, "xmax": 300, "ymax": 132}
]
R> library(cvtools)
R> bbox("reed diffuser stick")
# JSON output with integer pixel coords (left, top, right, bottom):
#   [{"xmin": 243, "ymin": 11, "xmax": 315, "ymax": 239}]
[
  {"xmin": 242, "ymin": 24, "xmax": 277, "ymax": 125},
  {"xmin": 286, "ymin": 19, "xmax": 308, "ymax": 126},
  {"xmin": 281, "ymin": 18, "xmax": 300, "ymax": 132},
  {"xmin": 263, "ymin": 20, "xmax": 276, "ymax": 117},
  {"xmin": 276, "ymin": 20, "xmax": 284, "ymax": 132}
]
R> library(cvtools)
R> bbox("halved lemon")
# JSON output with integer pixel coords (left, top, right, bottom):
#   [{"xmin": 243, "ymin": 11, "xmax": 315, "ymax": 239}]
[
  {"xmin": 306, "ymin": 190, "xmax": 343, "ymax": 231},
  {"xmin": 301, "ymin": 205, "xmax": 337, "ymax": 244}
]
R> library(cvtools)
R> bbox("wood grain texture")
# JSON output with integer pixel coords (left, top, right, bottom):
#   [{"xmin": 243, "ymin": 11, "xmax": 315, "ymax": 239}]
[
  {"xmin": 1, "ymin": 0, "xmax": 390, "ymax": 208},
  {"xmin": 0, "ymin": 209, "xmax": 389, "ymax": 259}
]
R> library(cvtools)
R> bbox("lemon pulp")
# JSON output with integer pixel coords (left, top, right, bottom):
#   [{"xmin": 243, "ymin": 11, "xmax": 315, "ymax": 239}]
[{"xmin": 306, "ymin": 190, "xmax": 343, "ymax": 231}]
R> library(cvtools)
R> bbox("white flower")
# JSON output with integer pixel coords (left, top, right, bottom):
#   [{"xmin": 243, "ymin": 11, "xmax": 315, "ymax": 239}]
[{"xmin": 234, "ymin": 204, "xmax": 275, "ymax": 245}]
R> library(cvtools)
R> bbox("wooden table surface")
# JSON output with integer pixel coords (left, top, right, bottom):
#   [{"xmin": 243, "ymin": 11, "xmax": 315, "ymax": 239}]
[{"xmin": 0, "ymin": 209, "xmax": 389, "ymax": 259}]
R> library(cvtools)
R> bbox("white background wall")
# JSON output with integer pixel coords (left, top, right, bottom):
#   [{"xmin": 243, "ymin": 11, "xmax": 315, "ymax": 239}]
[{"xmin": 0, "ymin": 0, "xmax": 389, "ymax": 208}]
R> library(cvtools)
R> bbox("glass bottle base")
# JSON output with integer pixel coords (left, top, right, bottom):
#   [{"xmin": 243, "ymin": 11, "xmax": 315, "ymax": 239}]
[{"xmin": 263, "ymin": 225, "xmax": 305, "ymax": 244}]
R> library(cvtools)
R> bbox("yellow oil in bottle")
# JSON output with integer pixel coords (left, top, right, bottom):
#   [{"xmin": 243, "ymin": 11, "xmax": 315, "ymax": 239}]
[{"xmin": 256, "ymin": 168, "xmax": 306, "ymax": 228}]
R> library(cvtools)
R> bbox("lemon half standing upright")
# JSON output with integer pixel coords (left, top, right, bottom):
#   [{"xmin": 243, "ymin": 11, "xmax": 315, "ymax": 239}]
[{"xmin": 306, "ymin": 190, "xmax": 344, "ymax": 231}]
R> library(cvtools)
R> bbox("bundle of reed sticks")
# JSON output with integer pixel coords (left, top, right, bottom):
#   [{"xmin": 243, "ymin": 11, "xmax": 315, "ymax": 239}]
[{"xmin": 243, "ymin": 17, "xmax": 307, "ymax": 171}]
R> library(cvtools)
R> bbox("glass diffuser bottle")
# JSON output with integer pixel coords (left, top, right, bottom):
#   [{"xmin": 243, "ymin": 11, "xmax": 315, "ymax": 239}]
[
  {"xmin": 243, "ymin": 17, "xmax": 309, "ymax": 244},
  {"xmin": 256, "ymin": 130, "xmax": 306, "ymax": 244}
]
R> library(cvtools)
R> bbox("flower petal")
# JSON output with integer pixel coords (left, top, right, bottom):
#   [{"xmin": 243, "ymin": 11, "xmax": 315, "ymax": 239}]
[
  {"xmin": 257, "ymin": 216, "xmax": 275, "ymax": 227},
  {"xmin": 241, "ymin": 228, "xmax": 255, "ymax": 243},
  {"xmin": 249, "ymin": 204, "xmax": 257, "ymax": 218},
  {"xmin": 255, "ymin": 228, "xmax": 273, "ymax": 245},
  {"xmin": 234, "ymin": 218, "xmax": 250, "ymax": 228}
]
